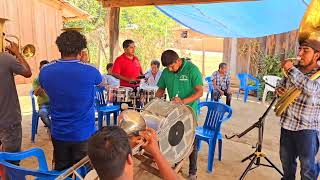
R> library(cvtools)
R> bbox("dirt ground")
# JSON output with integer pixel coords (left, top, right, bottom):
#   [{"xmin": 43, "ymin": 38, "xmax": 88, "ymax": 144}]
[{"xmin": 18, "ymin": 95, "xmax": 314, "ymax": 180}]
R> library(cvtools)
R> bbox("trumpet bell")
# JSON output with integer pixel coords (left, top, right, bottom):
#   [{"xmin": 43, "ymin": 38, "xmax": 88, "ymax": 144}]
[{"xmin": 21, "ymin": 44, "xmax": 35, "ymax": 59}]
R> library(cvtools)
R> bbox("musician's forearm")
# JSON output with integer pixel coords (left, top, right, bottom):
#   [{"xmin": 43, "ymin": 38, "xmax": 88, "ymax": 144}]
[
  {"xmin": 153, "ymin": 151, "xmax": 178, "ymax": 180},
  {"xmin": 155, "ymin": 88, "xmax": 165, "ymax": 98},
  {"xmin": 112, "ymin": 73, "xmax": 130, "ymax": 82},
  {"xmin": 182, "ymin": 88, "xmax": 203, "ymax": 104},
  {"xmin": 288, "ymin": 67, "xmax": 320, "ymax": 95},
  {"xmin": 16, "ymin": 53, "xmax": 32, "ymax": 78}
]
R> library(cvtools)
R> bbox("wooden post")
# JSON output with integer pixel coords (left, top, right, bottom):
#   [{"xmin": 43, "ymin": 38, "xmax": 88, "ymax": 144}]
[
  {"xmin": 202, "ymin": 38, "xmax": 206, "ymax": 77},
  {"xmin": 106, "ymin": 7, "xmax": 120, "ymax": 62},
  {"xmin": 98, "ymin": 40, "xmax": 102, "ymax": 71}
]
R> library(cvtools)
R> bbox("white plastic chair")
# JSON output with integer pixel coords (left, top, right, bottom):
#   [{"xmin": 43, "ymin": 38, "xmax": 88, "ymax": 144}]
[{"xmin": 262, "ymin": 75, "xmax": 281, "ymax": 103}]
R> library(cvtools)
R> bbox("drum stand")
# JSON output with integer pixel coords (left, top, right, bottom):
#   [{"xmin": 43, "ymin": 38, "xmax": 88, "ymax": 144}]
[
  {"xmin": 226, "ymin": 98, "xmax": 283, "ymax": 180},
  {"xmin": 133, "ymin": 147, "xmax": 192, "ymax": 178}
]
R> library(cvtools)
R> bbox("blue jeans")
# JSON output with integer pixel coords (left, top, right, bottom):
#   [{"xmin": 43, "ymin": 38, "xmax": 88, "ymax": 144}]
[
  {"xmin": 280, "ymin": 128, "xmax": 319, "ymax": 180},
  {"xmin": 38, "ymin": 104, "xmax": 51, "ymax": 128}
]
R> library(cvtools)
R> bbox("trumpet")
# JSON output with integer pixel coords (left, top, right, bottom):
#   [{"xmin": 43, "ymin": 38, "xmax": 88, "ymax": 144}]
[
  {"xmin": 0, "ymin": 18, "xmax": 35, "ymax": 59},
  {"xmin": 4, "ymin": 35, "xmax": 36, "ymax": 59}
]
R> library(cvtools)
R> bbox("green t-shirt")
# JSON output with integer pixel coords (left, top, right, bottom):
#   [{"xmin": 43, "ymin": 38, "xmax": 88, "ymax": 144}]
[
  {"xmin": 32, "ymin": 78, "xmax": 49, "ymax": 106},
  {"xmin": 157, "ymin": 60, "xmax": 203, "ymax": 115}
]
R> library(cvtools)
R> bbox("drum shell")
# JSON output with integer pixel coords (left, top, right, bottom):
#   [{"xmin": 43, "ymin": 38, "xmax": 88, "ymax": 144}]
[
  {"xmin": 140, "ymin": 98, "xmax": 196, "ymax": 164},
  {"xmin": 115, "ymin": 87, "xmax": 133, "ymax": 102}
]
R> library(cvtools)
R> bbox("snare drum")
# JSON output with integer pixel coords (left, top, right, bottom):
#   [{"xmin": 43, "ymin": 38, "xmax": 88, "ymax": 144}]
[
  {"xmin": 105, "ymin": 87, "xmax": 118, "ymax": 103},
  {"xmin": 115, "ymin": 87, "xmax": 133, "ymax": 103},
  {"xmin": 139, "ymin": 86, "xmax": 157, "ymax": 105}
]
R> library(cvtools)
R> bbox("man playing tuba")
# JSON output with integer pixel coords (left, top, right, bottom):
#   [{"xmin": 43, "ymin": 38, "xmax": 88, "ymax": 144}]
[{"xmin": 275, "ymin": 1, "xmax": 320, "ymax": 179}]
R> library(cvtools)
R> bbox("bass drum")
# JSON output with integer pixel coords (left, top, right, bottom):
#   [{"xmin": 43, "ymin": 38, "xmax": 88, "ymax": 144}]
[{"xmin": 140, "ymin": 98, "xmax": 196, "ymax": 165}]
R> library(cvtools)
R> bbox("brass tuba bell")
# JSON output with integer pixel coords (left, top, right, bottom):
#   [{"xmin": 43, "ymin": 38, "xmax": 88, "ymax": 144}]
[
  {"xmin": 275, "ymin": 0, "xmax": 320, "ymax": 116},
  {"xmin": 0, "ymin": 18, "xmax": 36, "ymax": 59}
]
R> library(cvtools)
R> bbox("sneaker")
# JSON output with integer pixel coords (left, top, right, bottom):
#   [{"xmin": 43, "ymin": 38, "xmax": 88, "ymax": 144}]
[{"xmin": 188, "ymin": 174, "xmax": 197, "ymax": 180}]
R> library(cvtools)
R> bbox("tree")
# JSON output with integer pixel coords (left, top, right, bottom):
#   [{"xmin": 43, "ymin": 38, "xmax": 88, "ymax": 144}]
[
  {"xmin": 120, "ymin": 6, "xmax": 177, "ymax": 70},
  {"xmin": 65, "ymin": 1, "xmax": 178, "ymax": 72}
]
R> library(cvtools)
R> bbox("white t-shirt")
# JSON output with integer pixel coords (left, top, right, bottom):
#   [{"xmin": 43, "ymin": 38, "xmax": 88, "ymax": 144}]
[
  {"xmin": 144, "ymin": 70, "xmax": 162, "ymax": 87},
  {"xmin": 102, "ymin": 74, "xmax": 120, "ymax": 87}
]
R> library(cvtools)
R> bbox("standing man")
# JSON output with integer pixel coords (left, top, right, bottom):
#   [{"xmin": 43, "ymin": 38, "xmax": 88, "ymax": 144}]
[
  {"xmin": 155, "ymin": 50, "xmax": 203, "ymax": 180},
  {"xmin": 33, "ymin": 60, "xmax": 51, "ymax": 128},
  {"xmin": 0, "ymin": 41, "xmax": 32, "ymax": 156},
  {"xmin": 276, "ymin": 37, "xmax": 320, "ymax": 179},
  {"xmin": 112, "ymin": 40, "xmax": 143, "ymax": 88},
  {"xmin": 39, "ymin": 30, "xmax": 103, "ymax": 171},
  {"xmin": 211, "ymin": 63, "xmax": 232, "ymax": 106},
  {"xmin": 144, "ymin": 60, "xmax": 162, "ymax": 87}
]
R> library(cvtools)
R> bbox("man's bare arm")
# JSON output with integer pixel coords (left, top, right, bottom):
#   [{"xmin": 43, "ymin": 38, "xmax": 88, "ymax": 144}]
[
  {"xmin": 7, "ymin": 42, "xmax": 32, "ymax": 78},
  {"xmin": 112, "ymin": 72, "xmax": 136, "ymax": 83},
  {"xmin": 155, "ymin": 88, "xmax": 165, "ymax": 98},
  {"xmin": 140, "ymin": 129, "xmax": 178, "ymax": 180},
  {"xmin": 34, "ymin": 87, "xmax": 45, "ymax": 96},
  {"xmin": 182, "ymin": 86, "xmax": 203, "ymax": 104}
]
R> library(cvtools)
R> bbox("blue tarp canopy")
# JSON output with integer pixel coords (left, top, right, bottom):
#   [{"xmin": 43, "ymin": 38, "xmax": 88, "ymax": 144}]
[{"xmin": 157, "ymin": 0, "xmax": 309, "ymax": 38}]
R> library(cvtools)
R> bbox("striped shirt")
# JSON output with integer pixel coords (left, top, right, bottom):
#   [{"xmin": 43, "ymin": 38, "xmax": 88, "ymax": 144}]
[
  {"xmin": 211, "ymin": 71, "xmax": 231, "ymax": 91},
  {"xmin": 278, "ymin": 67, "xmax": 320, "ymax": 131}
]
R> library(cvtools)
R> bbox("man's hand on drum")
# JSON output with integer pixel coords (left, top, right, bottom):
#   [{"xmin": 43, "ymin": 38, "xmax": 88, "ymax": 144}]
[
  {"xmin": 172, "ymin": 97, "xmax": 184, "ymax": 104},
  {"xmin": 140, "ymin": 128, "xmax": 160, "ymax": 156},
  {"xmin": 130, "ymin": 135, "xmax": 143, "ymax": 148}
]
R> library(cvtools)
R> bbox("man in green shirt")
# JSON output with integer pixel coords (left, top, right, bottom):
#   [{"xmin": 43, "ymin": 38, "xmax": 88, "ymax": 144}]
[
  {"xmin": 32, "ymin": 60, "xmax": 50, "ymax": 128},
  {"xmin": 156, "ymin": 50, "xmax": 203, "ymax": 180}
]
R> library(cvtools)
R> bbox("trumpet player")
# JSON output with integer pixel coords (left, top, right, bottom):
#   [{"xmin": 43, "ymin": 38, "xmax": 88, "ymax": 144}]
[
  {"xmin": 0, "ymin": 40, "xmax": 32, "ymax": 161},
  {"xmin": 276, "ymin": 38, "xmax": 320, "ymax": 180}
]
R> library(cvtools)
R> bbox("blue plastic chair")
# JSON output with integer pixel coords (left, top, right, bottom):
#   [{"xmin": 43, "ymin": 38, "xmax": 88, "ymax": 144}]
[
  {"xmin": 205, "ymin": 76, "xmax": 222, "ymax": 103},
  {"xmin": 195, "ymin": 101, "xmax": 232, "ymax": 173},
  {"xmin": 205, "ymin": 76, "xmax": 214, "ymax": 101},
  {"xmin": 0, "ymin": 148, "xmax": 63, "ymax": 179},
  {"xmin": 30, "ymin": 90, "xmax": 40, "ymax": 143},
  {"xmin": 237, "ymin": 73, "xmax": 260, "ymax": 103},
  {"xmin": 197, "ymin": 99, "xmax": 201, "ymax": 115},
  {"xmin": 95, "ymin": 87, "xmax": 120, "ymax": 129}
]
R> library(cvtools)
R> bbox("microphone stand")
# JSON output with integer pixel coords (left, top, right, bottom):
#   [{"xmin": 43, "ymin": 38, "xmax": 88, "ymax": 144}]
[{"xmin": 225, "ymin": 97, "xmax": 283, "ymax": 179}]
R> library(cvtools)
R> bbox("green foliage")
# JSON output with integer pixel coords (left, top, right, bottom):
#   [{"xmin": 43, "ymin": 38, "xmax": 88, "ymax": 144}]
[
  {"xmin": 239, "ymin": 40, "xmax": 296, "ymax": 100},
  {"xmin": 256, "ymin": 54, "xmax": 283, "ymax": 99},
  {"xmin": 65, "ymin": 1, "xmax": 106, "ymax": 32},
  {"xmin": 119, "ymin": 7, "xmax": 177, "ymax": 70},
  {"xmin": 64, "ymin": 1, "xmax": 178, "ymax": 71},
  {"xmin": 64, "ymin": 1, "xmax": 107, "ymax": 69}
]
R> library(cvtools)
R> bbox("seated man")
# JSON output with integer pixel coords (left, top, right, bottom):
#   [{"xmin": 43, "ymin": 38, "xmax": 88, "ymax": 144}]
[
  {"xmin": 102, "ymin": 63, "xmax": 120, "ymax": 87},
  {"xmin": 87, "ymin": 126, "xmax": 177, "ymax": 180},
  {"xmin": 33, "ymin": 60, "xmax": 51, "ymax": 128},
  {"xmin": 212, "ymin": 63, "xmax": 232, "ymax": 106},
  {"xmin": 143, "ymin": 60, "xmax": 162, "ymax": 87}
]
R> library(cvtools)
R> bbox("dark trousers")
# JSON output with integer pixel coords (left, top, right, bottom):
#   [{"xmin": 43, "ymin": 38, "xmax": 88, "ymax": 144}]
[
  {"xmin": 52, "ymin": 137, "xmax": 88, "ymax": 171},
  {"xmin": 213, "ymin": 90, "xmax": 232, "ymax": 106},
  {"xmin": 280, "ymin": 128, "xmax": 319, "ymax": 180},
  {"xmin": 0, "ymin": 123, "xmax": 22, "ymax": 180},
  {"xmin": 0, "ymin": 123, "xmax": 22, "ymax": 154},
  {"xmin": 189, "ymin": 139, "xmax": 198, "ymax": 175}
]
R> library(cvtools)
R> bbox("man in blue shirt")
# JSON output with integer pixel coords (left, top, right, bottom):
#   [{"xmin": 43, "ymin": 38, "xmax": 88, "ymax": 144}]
[{"xmin": 39, "ymin": 30, "xmax": 102, "ymax": 171}]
